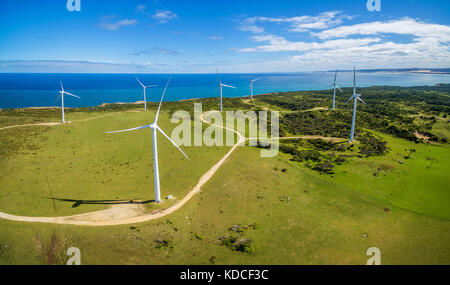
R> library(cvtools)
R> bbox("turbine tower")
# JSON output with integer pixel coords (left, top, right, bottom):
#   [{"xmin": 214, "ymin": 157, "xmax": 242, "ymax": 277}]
[
  {"xmin": 135, "ymin": 76, "xmax": 157, "ymax": 111},
  {"xmin": 331, "ymin": 69, "xmax": 342, "ymax": 109},
  {"xmin": 57, "ymin": 80, "xmax": 80, "ymax": 124},
  {"xmin": 105, "ymin": 76, "xmax": 189, "ymax": 203},
  {"xmin": 345, "ymin": 68, "xmax": 366, "ymax": 143},
  {"xmin": 250, "ymin": 77, "xmax": 261, "ymax": 101},
  {"xmin": 216, "ymin": 70, "xmax": 236, "ymax": 111}
]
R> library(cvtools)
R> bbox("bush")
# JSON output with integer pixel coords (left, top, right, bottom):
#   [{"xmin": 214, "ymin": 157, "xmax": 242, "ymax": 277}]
[
  {"xmin": 221, "ymin": 236, "xmax": 255, "ymax": 254},
  {"xmin": 155, "ymin": 238, "xmax": 173, "ymax": 249},
  {"xmin": 358, "ymin": 132, "xmax": 388, "ymax": 157},
  {"xmin": 291, "ymin": 150, "xmax": 322, "ymax": 162},
  {"xmin": 312, "ymin": 162, "xmax": 335, "ymax": 174}
]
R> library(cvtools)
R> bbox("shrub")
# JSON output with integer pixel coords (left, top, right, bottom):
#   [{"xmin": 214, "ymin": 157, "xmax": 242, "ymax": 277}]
[
  {"xmin": 312, "ymin": 162, "xmax": 335, "ymax": 174},
  {"xmin": 358, "ymin": 132, "xmax": 388, "ymax": 157},
  {"xmin": 221, "ymin": 236, "xmax": 255, "ymax": 254}
]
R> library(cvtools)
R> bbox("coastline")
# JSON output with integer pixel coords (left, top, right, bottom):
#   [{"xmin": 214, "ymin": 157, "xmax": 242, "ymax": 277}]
[
  {"xmin": 0, "ymin": 83, "xmax": 448, "ymax": 110},
  {"xmin": 0, "ymin": 100, "xmax": 147, "ymax": 111}
]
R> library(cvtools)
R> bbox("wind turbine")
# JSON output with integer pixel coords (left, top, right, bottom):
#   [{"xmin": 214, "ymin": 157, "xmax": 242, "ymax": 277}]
[
  {"xmin": 105, "ymin": 76, "xmax": 189, "ymax": 203},
  {"xmin": 135, "ymin": 76, "xmax": 158, "ymax": 111},
  {"xmin": 216, "ymin": 71, "xmax": 236, "ymax": 111},
  {"xmin": 250, "ymin": 77, "xmax": 261, "ymax": 101},
  {"xmin": 330, "ymin": 69, "xmax": 343, "ymax": 109},
  {"xmin": 57, "ymin": 80, "xmax": 80, "ymax": 124},
  {"xmin": 345, "ymin": 68, "xmax": 366, "ymax": 143}
]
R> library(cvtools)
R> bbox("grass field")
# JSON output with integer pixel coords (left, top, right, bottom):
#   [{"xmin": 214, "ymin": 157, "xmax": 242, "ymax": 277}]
[
  {"xmin": 318, "ymin": 131, "xmax": 450, "ymax": 219},
  {"xmin": 432, "ymin": 119, "xmax": 450, "ymax": 141},
  {"xmin": 0, "ymin": 146, "xmax": 448, "ymax": 265},
  {"xmin": 0, "ymin": 110, "xmax": 232, "ymax": 216},
  {"xmin": 0, "ymin": 89, "xmax": 449, "ymax": 265}
]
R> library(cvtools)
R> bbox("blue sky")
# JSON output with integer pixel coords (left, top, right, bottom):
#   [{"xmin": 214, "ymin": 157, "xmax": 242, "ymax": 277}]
[{"xmin": 0, "ymin": 0, "xmax": 449, "ymax": 73}]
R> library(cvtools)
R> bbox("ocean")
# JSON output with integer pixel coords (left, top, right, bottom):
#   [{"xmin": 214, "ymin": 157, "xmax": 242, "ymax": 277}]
[{"xmin": 0, "ymin": 72, "xmax": 448, "ymax": 109}]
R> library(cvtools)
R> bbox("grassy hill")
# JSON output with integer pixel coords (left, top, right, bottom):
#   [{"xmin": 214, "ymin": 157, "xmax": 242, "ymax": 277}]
[{"xmin": 0, "ymin": 85, "xmax": 449, "ymax": 264}]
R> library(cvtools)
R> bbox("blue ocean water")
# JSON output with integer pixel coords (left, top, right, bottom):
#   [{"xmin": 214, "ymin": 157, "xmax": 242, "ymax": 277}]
[{"xmin": 0, "ymin": 72, "xmax": 448, "ymax": 109}]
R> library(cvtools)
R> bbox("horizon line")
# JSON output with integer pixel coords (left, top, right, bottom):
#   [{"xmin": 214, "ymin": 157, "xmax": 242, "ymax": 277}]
[{"xmin": 0, "ymin": 67, "xmax": 449, "ymax": 75}]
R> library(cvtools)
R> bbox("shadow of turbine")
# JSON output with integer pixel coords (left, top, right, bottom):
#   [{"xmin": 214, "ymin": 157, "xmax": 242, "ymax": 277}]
[{"xmin": 48, "ymin": 197, "xmax": 154, "ymax": 208}]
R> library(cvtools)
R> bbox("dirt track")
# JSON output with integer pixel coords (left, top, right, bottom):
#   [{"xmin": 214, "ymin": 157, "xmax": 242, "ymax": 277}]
[{"xmin": 0, "ymin": 122, "xmax": 61, "ymax": 130}]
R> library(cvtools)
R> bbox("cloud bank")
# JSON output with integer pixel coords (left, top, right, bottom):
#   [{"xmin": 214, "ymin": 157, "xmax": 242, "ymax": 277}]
[{"xmin": 237, "ymin": 11, "xmax": 450, "ymax": 70}]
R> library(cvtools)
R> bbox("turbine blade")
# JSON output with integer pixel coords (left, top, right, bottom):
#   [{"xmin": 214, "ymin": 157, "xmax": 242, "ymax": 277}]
[
  {"xmin": 135, "ymin": 76, "xmax": 145, "ymax": 88},
  {"xmin": 63, "ymin": 91, "xmax": 80, "ymax": 99},
  {"xmin": 252, "ymin": 78, "xmax": 262, "ymax": 82},
  {"xmin": 353, "ymin": 67, "xmax": 356, "ymax": 94},
  {"xmin": 334, "ymin": 69, "xmax": 337, "ymax": 83},
  {"xmin": 145, "ymin": 85, "xmax": 158, "ymax": 88},
  {"xmin": 154, "ymin": 75, "xmax": 172, "ymax": 123},
  {"xmin": 105, "ymin": 124, "xmax": 150, "ymax": 134},
  {"xmin": 357, "ymin": 97, "xmax": 366, "ymax": 104},
  {"xmin": 222, "ymin": 84, "xmax": 236, "ymax": 89},
  {"xmin": 54, "ymin": 93, "xmax": 62, "ymax": 103},
  {"xmin": 60, "ymin": 80, "xmax": 64, "ymax": 91},
  {"xmin": 345, "ymin": 95, "xmax": 354, "ymax": 104},
  {"xmin": 336, "ymin": 85, "xmax": 343, "ymax": 93},
  {"xmin": 156, "ymin": 126, "xmax": 189, "ymax": 160}
]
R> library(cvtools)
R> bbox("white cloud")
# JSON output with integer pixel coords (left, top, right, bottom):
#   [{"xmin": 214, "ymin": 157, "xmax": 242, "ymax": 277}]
[
  {"xmin": 136, "ymin": 4, "xmax": 146, "ymax": 12},
  {"xmin": 238, "ymin": 18, "xmax": 264, "ymax": 33},
  {"xmin": 240, "ymin": 34, "xmax": 381, "ymax": 52},
  {"xmin": 99, "ymin": 18, "xmax": 138, "ymax": 31},
  {"xmin": 127, "ymin": 47, "xmax": 180, "ymax": 56},
  {"xmin": 241, "ymin": 11, "xmax": 352, "ymax": 33},
  {"xmin": 314, "ymin": 17, "xmax": 450, "ymax": 42},
  {"xmin": 152, "ymin": 10, "xmax": 178, "ymax": 23},
  {"xmin": 239, "ymin": 24, "xmax": 264, "ymax": 34},
  {"xmin": 208, "ymin": 35, "xmax": 223, "ymax": 40},
  {"xmin": 236, "ymin": 12, "xmax": 450, "ymax": 70}
]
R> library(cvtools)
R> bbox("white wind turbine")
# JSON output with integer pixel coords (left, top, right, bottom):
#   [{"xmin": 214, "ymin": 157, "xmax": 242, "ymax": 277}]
[
  {"xmin": 330, "ymin": 69, "xmax": 342, "ymax": 109},
  {"xmin": 105, "ymin": 76, "xmax": 189, "ymax": 203},
  {"xmin": 216, "ymin": 71, "xmax": 236, "ymax": 111},
  {"xmin": 345, "ymin": 67, "xmax": 366, "ymax": 143},
  {"xmin": 250, "ymin": 77, "xmax": 261, "ymax": 101},
  {"xmin": 135, "ymin": 76, "xmax": 158, "ymax": 111},
  {"xmin": 57, "ymin": 80, "xmax": 80, "ymax": 124}
]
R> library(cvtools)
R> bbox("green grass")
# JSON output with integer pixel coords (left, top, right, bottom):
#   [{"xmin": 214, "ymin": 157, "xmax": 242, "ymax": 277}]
[
  {"xmin": 315, "ymin": 131, "xmax": 450, "ymax": 219},
  {"xmin": 0, "ymin": 146, "xmax": 448, "ymax": 265},
  {"xmin": 432, "ymin": 120, "xmax": 450, "ymax": 141},
  {"xmin": 0, "ymin": 108, "xmax": 61, "ymax": 128},
  {"xmin": 0, "ymin": 93, "xmax": 449, "ymax": 265},
  {"xmin": 0, "ymin": 110, "xmax": 231, "ymax": 216}
]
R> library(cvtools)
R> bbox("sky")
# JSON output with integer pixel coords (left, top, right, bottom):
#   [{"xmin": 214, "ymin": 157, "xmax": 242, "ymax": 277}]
[{"xmin": 0, "ymin": 0, "xmax": 449, "ymax": 73}]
